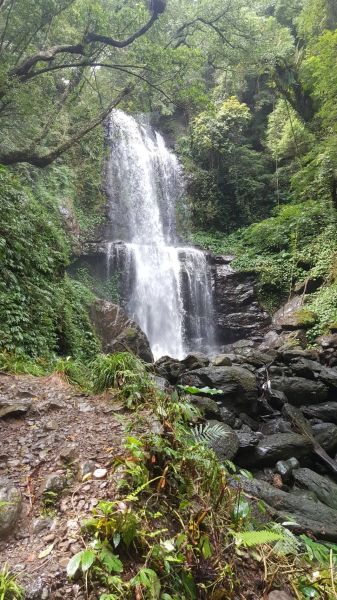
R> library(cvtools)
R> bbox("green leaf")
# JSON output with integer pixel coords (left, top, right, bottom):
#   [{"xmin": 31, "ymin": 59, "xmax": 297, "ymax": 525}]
[
  {"xmin": 181, "ymin": 571, "xmax": 197, "ymax": 599},
  {"xmin": 235, "ymin": 530, "xmax": 284, "ymax": 547},
  {"xmin": 178, "ymin": 385, "xmax": 223, "ymax": 396},
  {"xmin": 99, "ymin": 544, "xmax": 123, "ymax": 574},
  {"xmin": 38, "ymin": 543, "xmax": 54, "ymax": 559},
  {"xmin": 80, "ymin": 549, "xmax": 96, "ymax": 572},
  {"xmin": 132, "ymin": 568, "xmax": 161, "ymax": 599},
  {"xmin": 67, "ymin": 552, "xmax": 83, "ymax": 578}
]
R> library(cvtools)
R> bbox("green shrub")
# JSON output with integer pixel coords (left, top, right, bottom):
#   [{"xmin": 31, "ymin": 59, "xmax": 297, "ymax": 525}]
[
  {"xmin": 0, "ymin": 565, "xmax": 24, "ymax": 600},
  {"xmin": 91, "ymin": 352, "xmax": 153, "ymax": 407}
]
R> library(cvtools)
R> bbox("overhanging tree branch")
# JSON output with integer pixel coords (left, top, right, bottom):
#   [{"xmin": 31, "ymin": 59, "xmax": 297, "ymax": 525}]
[
  {"xmin": 0, "ymin": 86, "xmax": 133, "ymax": 167},
  {"xmin": 11, "ymin": 0, "xmax": 166, "ymax": 80}
]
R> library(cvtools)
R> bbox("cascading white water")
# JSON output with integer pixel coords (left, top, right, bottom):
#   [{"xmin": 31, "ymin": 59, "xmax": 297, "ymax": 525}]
[{"xmin": 105, "ymin": 109, "xmax": 215, "ymax": 360}]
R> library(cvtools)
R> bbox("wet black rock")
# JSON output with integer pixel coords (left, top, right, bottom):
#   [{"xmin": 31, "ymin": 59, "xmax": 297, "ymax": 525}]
[
  {"xmin": 179, "ymin": 365, "xmax": 258, "ymax": 409},
  {"xmin": 236, "ymin": 476, "xmax": 337, "ymax": 541},
  {"xmin": 312, "ymin": 422, "xmax": 337, "ymax": 453},
  {"xmin": 89, "ymin": 299, "xmax": 153, "ymax": 363},
  {"xmin": 203, "ymin": 420, "xmax": 239, "ymax": 461},
  {"xmin": 270, "ymin": 376, "xmax": 328, "ymax": 405},
  {"xmin": 248, "ymin": 433, "xmax": 312, "ymax": 467},
  {"xmin": 276, "ymin": 457, "xmax": 300, "ymax": 482},
  {"xmin": 188, "ymin": 395, "xmax": 220, "ymax": 419},
  {"xmin": 154, "ymin": 356, "xmax": 186, "ymax": 384},
  {"xmin": 180, "ymin": 352, "xmax": 210, "ymax": 370},
  {"xmin": 293, "ymin": 467, "xmax": 337, "ymax": 510},
  {"xmin": 213, "ymin": 263, "xmax": 271, "ymax": 343},
  {"xmin": 301, "ymin": 402, "xmax": 337, "ymax": 423}
]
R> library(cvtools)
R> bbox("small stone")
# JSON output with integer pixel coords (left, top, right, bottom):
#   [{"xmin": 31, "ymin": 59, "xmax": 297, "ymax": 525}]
[
  {"xmin": 32, "ymin": 517, "xmax": 53, "ymax": 535},
  {"xmin": 43, "ymin": 420, "xmax": 58, "ymax": 431},
  {"xmin": 93, "ymin": 468, "xmax": 107, "ymax": 479},
  {"xmin": 79, "ymin": 460, "xmax": 95, "ymax": 480},
  {"xmin": 41, "ymin": 472, "xmax": 66, "ymax": 494},
  {"xmin": 78, "ymin": 402, "xmax": 94, "ymax": 413},
  {"xmin": 268, "ymin": 592, "xmax": 294, "ymax": 600},
  {"xmin": 58, "ymin": 557, "xmax": 69, "ymax": 568},
  {"xmin": 66, "ymin": 519, "xmax": 79, "ymax": 532},
  {"xmin": 60, "ymin": 444, "xmax": 78, "ymax": 463},
  {"xmin": 41, "ymin": 588, "xmax": 49, "ymax": 600}
]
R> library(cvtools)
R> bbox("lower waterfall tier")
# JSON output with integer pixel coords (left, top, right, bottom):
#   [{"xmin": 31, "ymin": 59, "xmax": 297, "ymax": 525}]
[{"xmin": 106, "ymin": 241, "xmax": 216, "ymax": 360}]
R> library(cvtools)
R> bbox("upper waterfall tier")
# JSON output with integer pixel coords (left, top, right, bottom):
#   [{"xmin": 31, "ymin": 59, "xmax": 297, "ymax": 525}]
[
  {"xmin": 105, "ymin": 110, "xmax": 216, "ymax": 360},
  {"xmin": 106, "ymin": 110, "xmax": 181, "ymax": 245}
]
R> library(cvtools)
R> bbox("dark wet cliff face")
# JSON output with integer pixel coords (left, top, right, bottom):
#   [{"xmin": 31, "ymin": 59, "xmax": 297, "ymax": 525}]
[{"xmin": 211, "ymin": 255, "xmax": 271, "ymax": 346}]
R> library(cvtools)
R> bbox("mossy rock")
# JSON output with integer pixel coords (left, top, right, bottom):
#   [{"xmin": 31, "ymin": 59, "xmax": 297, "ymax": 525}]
[{"xmin": 281, "ymin": 309, "xmax": 318, "ymax": 331}]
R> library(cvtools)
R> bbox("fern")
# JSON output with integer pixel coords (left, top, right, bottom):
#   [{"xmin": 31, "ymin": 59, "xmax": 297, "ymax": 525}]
[
  {"xmin": 192, "ymin": 422, "xmax": 229, "ymax": 446},
  {"xmin": 235, "ymin": 530, "xmax": 284, "ymax": 547}
]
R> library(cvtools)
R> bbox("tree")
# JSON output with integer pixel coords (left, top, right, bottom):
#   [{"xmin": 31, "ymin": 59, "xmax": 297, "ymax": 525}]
[{"xmin": 0, "ymin": 0, "xmax": 167, "ymax": 166}]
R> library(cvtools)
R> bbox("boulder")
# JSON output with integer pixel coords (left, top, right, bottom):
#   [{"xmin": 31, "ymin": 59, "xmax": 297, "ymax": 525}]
[
  {"xmin": 233, "ymin": 348, "xmax": 276, "ymax": 367},
  {"xmin": 279, "ymin": 348, "xmax": 319, "ymax": 363},
  {"xmin": 293, "ymin": 468, "xmax": 337, "ymax": 510},
  {"xmin": 212, "ymin": 354, "xmax": 233, "ymax": 367},
  {"xmin": 302, "ymin": 402, "xmax": 337, "ymax": 423},
  {"xmin": 0, "ymin": 397, "xmax": 31, "ymax": 418},
  {"xmin": 188, "ymin": 395, "xmax": 220, "ymax": 419},
  {"xmin": 236, "ymin": 427, "xmax": 262, "ymax": 464},
  {"xmin": 260, "ymin": 418, "xmax": 293, "ymax": 436},
  {"xmin": 290, "ymin": 358, "xmax": 337, "ymax": 389},
  {"xmin": 0, "ymin": 478, "xmax": 22, "ymax": 539},
  {"xmin": 181, "ymin": 352, "xmax": 210, "ymax": 370},
  {"xmin": 154, "ymin": 356, "xmax": 186, "ymax": 384},
  {"xmin": 272, "ymin": 297, "xmax": 317, "ymax": 331},
  {"xmin": 202, "ymin": 420, "xmax": 239, "ymax": 460},
  {"xmin": 219, "ymin": 406, "xmax": 238, "ymax": 428},
  {"xmin": 235, "ymin": 476, "xmax": 337, "ymax": 541},
  {"xmin": 249, "ymin": 433, "xmax": 312, "ymax": 467},
  {"xmin": 179, "ymin": 365, "xmax": 258, "ymax": 409},
  {"xmin": 270, "ymin": 376, "xmax": 328, "ymax": 405},
  {"xmin": 89, "ymin": 299, "xmax": 153, "ymax": 363},
  {"xmin": 312, "ymin": 422, "xmax": 337, "ymax": 453}
]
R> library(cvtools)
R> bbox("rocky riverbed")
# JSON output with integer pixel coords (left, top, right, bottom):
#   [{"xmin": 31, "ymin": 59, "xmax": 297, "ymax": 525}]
[{"xmin": 154, "ymin": 339, "xmax": 337, "ymax": 542}]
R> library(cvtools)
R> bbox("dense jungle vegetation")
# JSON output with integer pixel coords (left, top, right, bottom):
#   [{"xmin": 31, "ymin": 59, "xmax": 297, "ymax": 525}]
[
  {"xmin": 1, "ymin": 0, "xmax": 337, "ymax": 357},
  {"xmin": 2, "ymin": 2, "xmax": 337, "ymax": 599}
]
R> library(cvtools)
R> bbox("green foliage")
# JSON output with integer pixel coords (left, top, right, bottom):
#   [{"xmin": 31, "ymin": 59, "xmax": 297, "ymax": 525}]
[
  {"xmin": 181, "ymin": 96, "xmax": 274, "ymax": 231},
  {"xmin": 91, "ymin": 352, "xmax": 153, "ymax": 407},
  {"xmin": 177, "ymin": 385, "xmax": 223, "ymax": 396},
  {"xmin": 192, "ymin": 199, "xmax": 337, "ymax": 315},
  {"xmin": 234, "ymin": 529, "xmax": 284, "ymax": 547},
  {"xmin": 0, "ymin": 166, "xmax": 99, "ymax": 361},
  {"xmin": 192, "ymin": 422, "xmax": 227, "ymax": 446},
  {"xmin": 0, "ymin": 566, "xmax": 24, "ymax": 600}
]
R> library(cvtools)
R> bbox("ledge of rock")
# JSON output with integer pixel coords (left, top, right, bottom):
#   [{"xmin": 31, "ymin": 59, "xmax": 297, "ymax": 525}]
[
  {"xmin": 213, "ymin": 258, "xmax": 271, "ymax": 343},
  {"xmin": 89, "ymin": 299, "xmax": 153, "ymax": 363}
]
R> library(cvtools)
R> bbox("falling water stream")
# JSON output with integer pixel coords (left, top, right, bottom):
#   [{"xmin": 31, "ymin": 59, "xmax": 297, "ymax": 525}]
[{"xmin": 105, "ymin": 110, "xmax": 215, "ymax": 360}]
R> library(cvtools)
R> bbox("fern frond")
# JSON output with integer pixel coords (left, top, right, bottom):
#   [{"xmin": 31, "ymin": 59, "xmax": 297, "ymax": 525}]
[
  {"xmin": 192, "ymin": 422, "xmax": 229, "ymax": 446},
  {"xmin": 235, "ymin": 530, "xmax": 284, "ymax": 547}
]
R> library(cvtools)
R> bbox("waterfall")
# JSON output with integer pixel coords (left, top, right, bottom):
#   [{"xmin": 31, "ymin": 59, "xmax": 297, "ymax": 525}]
[{"xmin": 105, "ymin": 110, "xmax": 215, "ymax": 360}]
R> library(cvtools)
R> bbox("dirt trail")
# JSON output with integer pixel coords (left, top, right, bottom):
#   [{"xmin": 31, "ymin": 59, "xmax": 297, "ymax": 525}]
[{"xmin": 0, "ymin": 372, "xmax": 138, "ymax": 599}]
